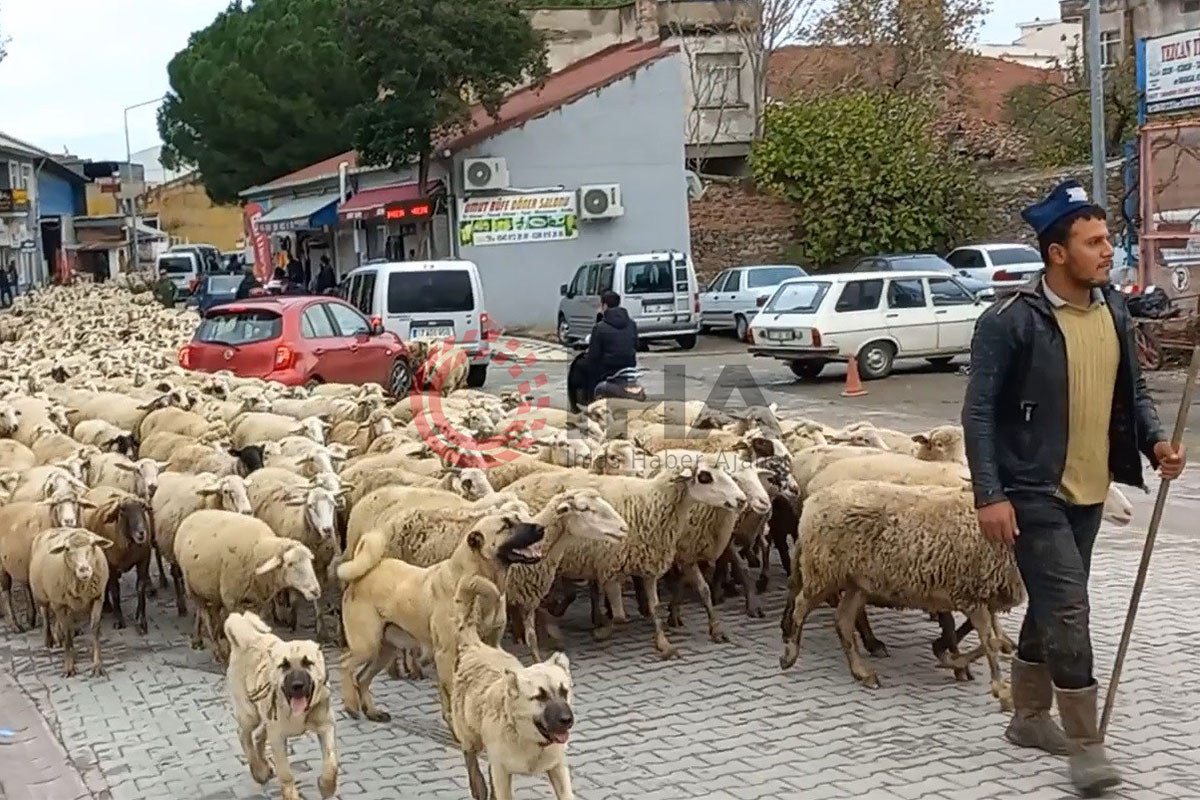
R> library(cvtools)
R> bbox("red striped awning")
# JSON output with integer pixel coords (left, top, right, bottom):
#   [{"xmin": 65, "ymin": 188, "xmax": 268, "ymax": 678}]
[{"xmin": 338, "ymin": 181, "xmax": 440, "ymax": 221}]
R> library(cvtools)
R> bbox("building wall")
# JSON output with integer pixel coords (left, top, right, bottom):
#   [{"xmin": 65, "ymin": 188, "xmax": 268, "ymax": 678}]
[
  {"xmin": 85, "ymin": 184, "xmax": 121, "ymax": 216},
  {"xmin": 0, "ymin": 150, "xmax": 43, "ymax": 287},
  {"xmin": 1090, "ymin": 1, "xmax": 1200, "ymax": 52},
  {"xmin": 36, "ymin": 171, "xmax": 82, "ymax": 217},
  {"xmin": 141, "ymin": 177, "xmax": 245, "ymax": 251},
  {"xmin": 449, "ymin": 54, "xmax": 690, "ymax": 328},
  {"xmin": 672, "ymin": 31, "xmax": 757, "ymax": 157},
  {"xmin": 1016, "ymin": 19, "xmax": 1083, "ymax": 61},
  {"xmin": 529, "ymin": 6, "xmax": 640, "ymax": 72}
]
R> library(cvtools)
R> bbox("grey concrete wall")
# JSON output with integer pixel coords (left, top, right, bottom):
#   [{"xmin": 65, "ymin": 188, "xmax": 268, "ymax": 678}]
[{"xmin": 451, "ymin": 54, "xmax": 690, "ymax": 329}]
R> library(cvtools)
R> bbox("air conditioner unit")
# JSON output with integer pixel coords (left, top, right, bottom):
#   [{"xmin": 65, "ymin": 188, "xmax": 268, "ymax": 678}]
[
  {"xmin": 462, "ymin": 157, "xmax": 510, "ymax": 191},
  {"xmin": 578, "ymin": 184, "xmax": 624, "ymax": 220}
]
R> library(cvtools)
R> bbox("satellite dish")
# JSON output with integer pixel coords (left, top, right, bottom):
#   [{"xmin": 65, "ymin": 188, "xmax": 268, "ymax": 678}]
[{"xmin": 685, "ymin": 170, "xmax": 705, "ymax": 201}]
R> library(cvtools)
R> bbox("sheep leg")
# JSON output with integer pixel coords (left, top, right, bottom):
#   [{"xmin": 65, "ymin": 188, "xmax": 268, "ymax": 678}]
[
  {"xmin": 780, "ymin": 590, "xmax": 831, "ymax": 670},
  {"xmin": 966, "ymin": 606, "xmax": 1012, "ymax": 712},
  {"xmin": 42, "ymin": 603, "xmax": 55, "ymax": 649},
  {"xmin": 0, "ymin": 572, "xmax": 22, "ymax": 633},
  {"xmin": 108, "ymin": 572, "xmax": 126, "ymax": 630},
  {"xmin": 153, "ymin": 544, "xmax": 169, "ymax": 591},
  {"xmin": 834, "ymin": 588, "xmax": 879, "ymax": 689},
  {"xmin": 60, "ymin": 608, "xmax": 76, "ymax": 678},
  {"xmin": 665, "ymin": 569, "xmax": 685, "ymax": 629},
  {"xmin": 536, "ymin": 607, "xmax": 564, "ymax": 649},
  {"xmin": 756, "ymin": 537, "xmax": 771, "ymax": 593},
  {"xmin": 171, "ymin": 564, "xmax": 187, "ymax": 617},
  {"xmin": 643, "ymin": 576, "xmax": 679, "ymax": 660},
  {"xmin": 134, "ymin": 558, "xmax": 149, "ymax": 634},
  {"xmin": 933, "ymin": 613, "xmax": 973, "ymax": 682},
  {"xmin": 632, "ymin": 576, "xmax": 651, "ymax": 618},
  {"xmin": 708, "ymin": 553, "xmax": 729, "ymax": 605},
  {"xmin": 770, "ymin": 521, "xmax": 792, "ymax": 577},
  {"xmin": 89, "ymin": 597, "xmax": 105, "ymax": 677},
  {"xmin": 591, "ymin": 581, "xmax": 615, "ymax": 642},
  {"xmin": 522, "ymin": 608, "xmax": 543, "ymax": 662},
  {"xmin": 992, "ymin": 612, "xmax": 1016, "ymax": 654},
  {"xmin": 724, "ymin": 544, "xmax": 764, "ymax": 619},
  {"xmin": 311, "ymin": 593, "xmax": 325, "ymax": 642},
  {"xmin": 188, "ymin": 595, "xmax": 205, "ymax": 650},
  {"xmin": 24, "ymin": 583, "xmax": 37, "ymax": 629},
  {"xmin": 854, "ymin": 610, "xmax": 889, "ymax": 657},
  {"xmin": 603, "ymin": 580, "xmax": 628, "ymax": 623},
  {"xmin": 684, "ymin": 562, "xmax": 727, "ymax": 644}
]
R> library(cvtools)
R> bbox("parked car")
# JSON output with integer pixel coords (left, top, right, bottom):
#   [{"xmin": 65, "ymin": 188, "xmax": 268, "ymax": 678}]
[
  {"xmin": 156, "ymin": 251, "xmax": 201, "ymax": 297},
  {"xmin": 850, "ymin": 253, "xmax": 995, "ymax": 299},
  {"xmin": 339, "ymin": 259, "xmax": 494, "ymax": 387},
  {"xmin": 168, "ymin": 243, "xmax": 223, "ymax": 277},
  {"xmin": 946, "ymin": 243, "xmax": 1043, "ymax": 288},
  {"xmin": 178, "ymin": 295, "xmax": 413, "ymax": 394},
  {"xmin": 558, "ymin": 250, "xmax": 701, "ymax": 350},
  {"xmin": 699, "ymin": 264, "xmax": 808, "ymax": 340},
  {"xmin": 747, "ymin": 270, "xmax": 987, "ymax": 380},
  {"xmin": 186, "ymin": 273, "xmax": 245, "ymax": 313}
]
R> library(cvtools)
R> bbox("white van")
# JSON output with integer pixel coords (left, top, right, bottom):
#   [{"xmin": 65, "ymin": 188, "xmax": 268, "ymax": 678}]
[
  {"xmin": 340, "ymin": 260, "xmax": 493, "ymax": 387},
  {"xmin": 557, "ymin": 250, "xmax": 701, "ymax": 349},
  {"xmin": 747, "ymin": 270, "xmax": 988, "ymax": 380},
  {"xmin": 156, "ymin": 251, "xmax": 201, "ymax": 296}
]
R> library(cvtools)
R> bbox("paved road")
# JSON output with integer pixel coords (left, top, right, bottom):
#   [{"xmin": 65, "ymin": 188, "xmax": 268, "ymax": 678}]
[{"xmin": 4, "ymin": 335, "xmax": 1200, "ymax": 799}]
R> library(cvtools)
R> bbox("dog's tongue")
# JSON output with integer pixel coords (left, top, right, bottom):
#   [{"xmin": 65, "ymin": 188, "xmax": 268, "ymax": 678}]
[
  {"xmin": 549, "ymin": 730, "xmax": 570, "ymax": 744},
  {"xmin": 290, "ymin": 696, "xmax": 309, "ymax": 715}
]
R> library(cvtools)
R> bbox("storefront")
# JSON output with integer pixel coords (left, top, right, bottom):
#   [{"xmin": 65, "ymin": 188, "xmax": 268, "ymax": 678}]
[
  {"xmin": 254, "ymin": 192, "xmax": 340, "ymax": 281},
  {"xmin": 336, "ymin": 181, "xmax": 442, "ymax": 263}
]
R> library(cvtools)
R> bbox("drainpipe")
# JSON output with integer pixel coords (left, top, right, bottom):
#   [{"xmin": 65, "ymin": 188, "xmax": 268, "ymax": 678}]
[{"xmin": 339, "ymin": 160, "xmax": 359, "ymax": 270}]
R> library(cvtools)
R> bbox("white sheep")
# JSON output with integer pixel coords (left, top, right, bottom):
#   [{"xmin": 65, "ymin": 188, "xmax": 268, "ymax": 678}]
[
  {"xmin": 174, "ymin": 509, "xmax": 321, "ymax": 661},
  {"xmin": 0, "ymin": 489, "xmax": 90, "ymax": 632},
  {"xmin": 805, "ymin": 451, "xmax": 970, "ymax": 497},
  {"xmin": 28, "ymin": 527, "xmax": 112, "ymax": 677},
  {"xmin": 0, "ymin": 439, "xmax": 37, "ymax": 472},
  {"xmin": 230, "ymin": 412, "xmax": 328, "ymax": 449}
]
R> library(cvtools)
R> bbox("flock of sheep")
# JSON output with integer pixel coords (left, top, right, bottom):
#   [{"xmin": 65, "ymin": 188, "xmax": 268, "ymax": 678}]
[{"xmin": 0, "ymin": 282, "xmax": 1138, "ymax": 799}]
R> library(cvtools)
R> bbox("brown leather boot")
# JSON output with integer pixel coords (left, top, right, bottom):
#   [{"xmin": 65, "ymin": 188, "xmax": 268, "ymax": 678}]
[
  {"xmin": 1056, "ymin": 683, "xmax": 1121, "ymax": 797},
  {"xmin": 1004, "ymin": 657, "xmax": 1068, "ymax": 755}
]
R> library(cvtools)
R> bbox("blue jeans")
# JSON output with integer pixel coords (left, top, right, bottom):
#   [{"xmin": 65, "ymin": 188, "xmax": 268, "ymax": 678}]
[{"xmin": 1009, "ymin": 492, "xmax": 1104, "ymax": 690}]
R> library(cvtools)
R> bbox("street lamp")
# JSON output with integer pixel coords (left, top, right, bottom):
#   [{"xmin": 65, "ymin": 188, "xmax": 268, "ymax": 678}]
[{"xmin": 123, "ymin": 96, "xmax": 166, "ymax": 274}]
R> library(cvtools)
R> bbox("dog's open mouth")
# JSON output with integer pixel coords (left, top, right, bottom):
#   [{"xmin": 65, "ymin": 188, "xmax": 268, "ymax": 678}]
[
  {"xmin": 536, "ymin": 721, "xmax": 571, "ymax": 745},
  {"xmin": 288, "ymin": 693, "xmax": 311, "ymax": 714},
  {"xmin": 499, "ymin": 522, "xmax": 546, "ymax": 564}
]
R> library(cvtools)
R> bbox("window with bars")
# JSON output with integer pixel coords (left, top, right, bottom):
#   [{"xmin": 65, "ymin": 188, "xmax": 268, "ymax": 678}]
[
  {"xmin": 1184, "ymin": 0, "xmax": 1200, "ymax": 14},
  {"xmin": 1100, "ymin": 30, "xmax": 1122, "ymax": 67},
  {"xmin": 695, "ymin": 52, "xmax": 744, "ymax": 109}
]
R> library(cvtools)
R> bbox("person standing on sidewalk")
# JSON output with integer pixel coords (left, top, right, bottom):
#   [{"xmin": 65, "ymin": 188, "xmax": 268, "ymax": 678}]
[{"xmin": 962, "ymin": 179, "xmax": 1186, "ymax": 797}]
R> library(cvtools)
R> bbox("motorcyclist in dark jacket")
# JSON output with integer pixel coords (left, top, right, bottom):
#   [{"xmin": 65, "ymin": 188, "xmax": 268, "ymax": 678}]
[
  {"xmin": 234, "ymin": 268, "xmax": 260, "ymax": 300},
  {"xmin": 585, "ymin": 291, "xmax": 638, "ymax": 393}
]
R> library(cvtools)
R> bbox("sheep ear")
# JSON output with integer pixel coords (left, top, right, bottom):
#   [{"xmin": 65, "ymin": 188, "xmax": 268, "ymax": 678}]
[
  {"xmin": 104, "ymin": 505, "xmax": 121, "ymax": 523},
  {"xmin": 156, "ymin": 461, "xmax": 170, "ymax": 470},
  {"xmin": 77, "ymin": 499, "xmax": 99, "ymax": 510},
  {"xmin": 284, "ymin": 493, "xmax": 308, "ymax": 506},
  {"xmin": 466, "ymin": 531, "xmax": 484, "ymax": 550},
  {"xmin": 911, "ymin": 433, "xmax": 930, "ymax": 445},
  {"xmin": 749, "ymin": 438, "xmax": 775, "ymax": 459},
  {"xmin": 555, "ymin": 501, "xmax": 572, "ymax": 516},
  {"xmin": 255, "ymin": 555, "xmax": 282, "ymax": 575},
  {"xmin": 48, "ymin": 541, "xmax": 69, "ymax": 555},
  {"xmin": 110, "ymin": 459, "xmax": 136, "ymax": 473}
]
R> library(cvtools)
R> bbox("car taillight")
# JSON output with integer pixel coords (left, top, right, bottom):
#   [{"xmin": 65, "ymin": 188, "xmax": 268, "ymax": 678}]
[
  {"xmin": 756, "ymin": 294, "xmax": 769, "ymax": 307},
  {"xmin": 274, "ymin": 345, "xmax": 295, "ymax": 370},
  {"xmin": 480, "ymin": 312, "xmax": 500, "ymax": 341},
  {"xmin": 178, "ymin": 345, "xmax": 191, "ymax": 369},
  {"xmin": 746, "ymin": 328, "xmax": 755, "ymax": 345},
  {"xmin": 189, "ymin": 278, "xmax": 199, "ymax": 292},
  {"xmin": 993, "ymin": 270, "xmax": 1018, "ymax": 282},
  {"xmin": 811, "ymin": 329, "xmax": 822, "ymax": 347},
  {"xmin": 693, "ymin": 293, "xmax": 700, "ymax": 313}
]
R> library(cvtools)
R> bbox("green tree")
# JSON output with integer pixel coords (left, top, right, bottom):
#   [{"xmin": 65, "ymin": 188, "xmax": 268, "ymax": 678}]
[
  {"xmin": 1, "ymin": 2, "xmax": 9, "ymax": 66},
  {"xmin": 1004, "ymin": 45, "xmax": 1138, "ymax": 168},
  {"xmin": 752, "ymin": 92, "xmax": 990, "ymax": 267},
  {"xmin": 157, "ymin": 0, "xmax": 373, "ymax": 204},
  {"xmin": 339, "ymin": 0, "xmax": 548, "ymax": 191}
]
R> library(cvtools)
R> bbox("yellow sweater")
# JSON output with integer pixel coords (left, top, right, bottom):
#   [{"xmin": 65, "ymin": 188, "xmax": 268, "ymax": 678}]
[{"xmin": 1053, "ymin": 302, "xmax": 1120, "ymax": 505}]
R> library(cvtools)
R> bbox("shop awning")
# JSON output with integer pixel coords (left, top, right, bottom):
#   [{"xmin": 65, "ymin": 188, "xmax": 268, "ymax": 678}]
[
  {"xmin": 256, "ymin": 192, "xmax": 340, "ymax": 234},
  {"xmin": 338, "ymin": 181, "xmax": 441, "ymax": 222}
]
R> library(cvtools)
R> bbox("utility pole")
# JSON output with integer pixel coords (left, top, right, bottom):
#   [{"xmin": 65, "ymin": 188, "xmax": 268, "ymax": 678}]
[
  {"xmin": 123, "ymin": 96, "xmax": 165, "ymax": 273},
  {"xmin": 1087, "ymin": 0, "xmax": 1107, "ymax": 207}
]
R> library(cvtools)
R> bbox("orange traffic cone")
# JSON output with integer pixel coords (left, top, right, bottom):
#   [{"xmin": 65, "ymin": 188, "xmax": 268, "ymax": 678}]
[{"xmin": 841, "ymin": 357, "xmax": 868, "ymax": 398}]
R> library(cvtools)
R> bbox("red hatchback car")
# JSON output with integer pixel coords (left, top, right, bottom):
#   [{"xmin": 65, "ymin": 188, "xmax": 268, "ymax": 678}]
[{"xmin": 179, "ymin": 295, "xmax": 413, "ymax": 394}]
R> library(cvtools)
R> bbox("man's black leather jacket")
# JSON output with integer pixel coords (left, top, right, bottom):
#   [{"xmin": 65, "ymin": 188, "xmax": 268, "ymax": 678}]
[{"xmin": 962, "ymin": 280, "xmax": 1166, "ymax": 508}]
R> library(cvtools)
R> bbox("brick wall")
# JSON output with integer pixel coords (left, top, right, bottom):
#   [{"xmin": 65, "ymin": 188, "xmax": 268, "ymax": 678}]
[
  {"xmin": 987, "ymin": 163, "xmax": 1127, "ymax": 244},
  {"xmin": 688, "ymin": 181, "xmax": 797, "ymax": 281}
]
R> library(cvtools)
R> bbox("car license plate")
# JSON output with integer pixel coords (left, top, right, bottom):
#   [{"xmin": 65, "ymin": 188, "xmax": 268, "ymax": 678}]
[
  {"xmin": 767, "ymin": 330, "xmax": 795, "ymax": 340},
  {"xmin": 410, "ymin": 326, "xmax": 454, "ymax": 340},
  {"xmin": 643, "ymin": 303, "xmax": 672, "ymax": 313}
]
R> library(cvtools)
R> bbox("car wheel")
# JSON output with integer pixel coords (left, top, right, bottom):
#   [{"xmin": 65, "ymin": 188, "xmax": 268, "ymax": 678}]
[
  {"xmin": 734, "ymin": 315, "xmax": 749, "ymax": 342},
  {"xmin": 857, "ymin": 341, "xmax": 896, "ymax": 380},
  {"xmin": 636, "ymin": 338, "xmax": 650, "ymax": 352},
  {"xmin": 557, "ymin": 315, "xmax": 571, "ymax": 345},
  {"xmin": 388, "ymin": 359, "xmax": 414, "ymax": 398},
  {"xmin": 926, "ymin": 356, "xmax": 955, "ymax": 369},
  {"xmin": 467, "ymin": 364, "xmax": 487, "ymax": 388},
  {"xmin": 305, "ymin": 377, "xmax": 323, "ymax": 392},
  {"xmin": 789, "ymin": 360, "xmax": 825, "ymax": 380},
  {"xmin": 676, "ymin": 334, "xmax": 697, "ymax": 350}
]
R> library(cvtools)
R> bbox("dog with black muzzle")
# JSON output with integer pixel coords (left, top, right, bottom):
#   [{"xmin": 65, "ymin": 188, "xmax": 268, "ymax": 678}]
[
  {"xmin": 453, "ymin": 576, "xmax": 576, "ymax": 800},
  {"xmin": 224, "ymin": 611, "xmax": 337, "ymax": 800},
  {"xmin": 338, "ymin": 512, "xmax": 546, "ymax": 728}
]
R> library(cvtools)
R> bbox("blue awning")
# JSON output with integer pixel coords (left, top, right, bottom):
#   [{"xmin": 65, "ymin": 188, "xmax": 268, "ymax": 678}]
[{"xmin": 256, "ymin": 192, "xmax": 340, "ymax": 234}]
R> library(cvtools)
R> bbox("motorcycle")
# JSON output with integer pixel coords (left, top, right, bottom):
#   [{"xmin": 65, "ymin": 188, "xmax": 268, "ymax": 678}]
[{"xmin": 566, "ymin": 337, "xmax": 647, "ymax": 412}]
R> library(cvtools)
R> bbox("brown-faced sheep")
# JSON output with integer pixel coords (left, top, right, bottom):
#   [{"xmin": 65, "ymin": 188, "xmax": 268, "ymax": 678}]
[{"xmin": 81, "ymin": 486, "xmax": 153, "ymax": 633}]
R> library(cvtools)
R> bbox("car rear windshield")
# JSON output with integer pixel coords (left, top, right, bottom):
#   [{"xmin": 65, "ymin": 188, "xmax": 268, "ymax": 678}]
[
  {"xmin": 624, "ymin": 262, "xmax": 675, "ymax": 295},
  {"xmin": 387, "ymin": 271, "xmax": 474, "ymax": 314},
  {"xmin": 159, "ymin": 256, "xmax": 195, "ymax": 274},
  {"xmin": 196, "ymin": 310, "xmax": 282, "ymax": 345},
  {"xmin": 764, "ymin": 282, "xmax": 829, "ymax": 314},
  {"xmin": 989, "ymin": 247, "xmax": 1042, "ymax": 266},
  {"xmin": 747, "ymin": 266, "xmax": 806, "ymax": 288},
  {"xmin": 207, "ymin": 276, "xmax": 243, "ymax": 292},
  {"xmin": 893, "ymin": 255, "xmax": 953, "ymax": 272}
]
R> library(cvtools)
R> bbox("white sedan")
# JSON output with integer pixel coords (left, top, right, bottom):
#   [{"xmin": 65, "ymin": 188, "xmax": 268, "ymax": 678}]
[{"xmin": 946, "ymin": 243, "xmax": 1043, "ymax": 288}]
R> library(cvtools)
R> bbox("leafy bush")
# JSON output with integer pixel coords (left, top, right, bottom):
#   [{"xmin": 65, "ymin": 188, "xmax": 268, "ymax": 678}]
[{"xmin": 751, "ymin": 92, "xmax": 990, "ymax": 268}]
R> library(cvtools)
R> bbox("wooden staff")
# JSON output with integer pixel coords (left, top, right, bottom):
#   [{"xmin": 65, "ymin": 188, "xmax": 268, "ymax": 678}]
[{"xmin": 1099, "ymin": 343, "xmax": 1200, "ymax": 740}]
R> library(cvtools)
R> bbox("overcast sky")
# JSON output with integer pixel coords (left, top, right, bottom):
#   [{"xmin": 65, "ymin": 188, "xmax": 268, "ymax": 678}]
[{"xmin": 0, "ymin": 0, "xmax": 1055, "ymax": 163}]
